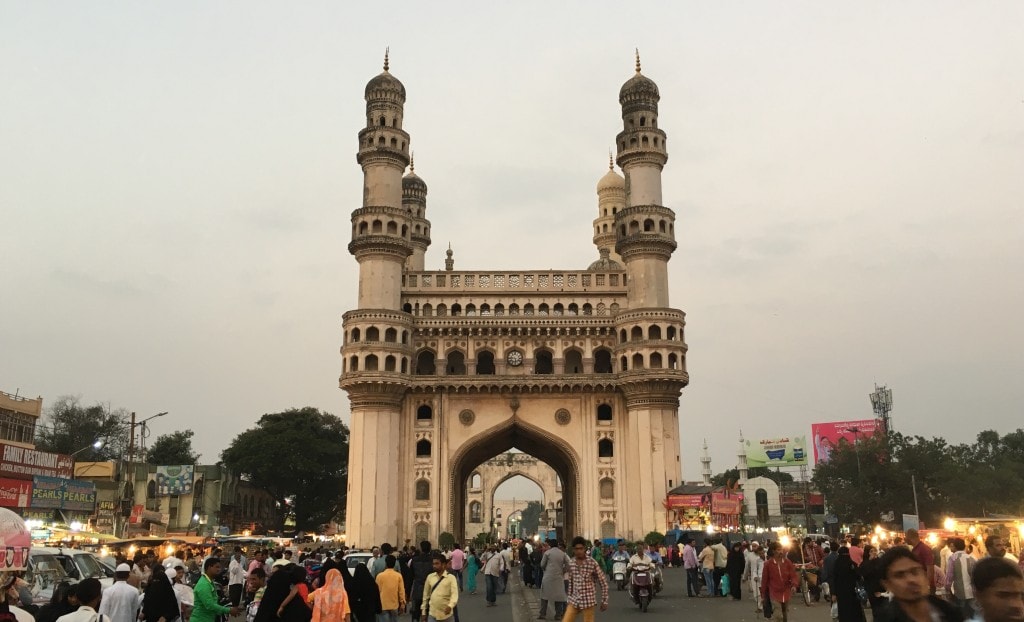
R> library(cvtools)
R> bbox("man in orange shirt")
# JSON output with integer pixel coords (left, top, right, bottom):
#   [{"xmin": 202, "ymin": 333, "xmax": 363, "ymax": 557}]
[{"xmin": 377, "ymin": 555, "xmax": 408, "ymax": 622}]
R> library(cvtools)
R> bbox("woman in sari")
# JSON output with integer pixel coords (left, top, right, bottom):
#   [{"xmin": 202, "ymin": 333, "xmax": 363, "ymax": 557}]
[
  {"xmin": 310, "ymin": 569, "xmax": 350, "ymax": 622},
  {"xmin": 465, "ymin": 549, "xmax": 480, "ymax": 594}
]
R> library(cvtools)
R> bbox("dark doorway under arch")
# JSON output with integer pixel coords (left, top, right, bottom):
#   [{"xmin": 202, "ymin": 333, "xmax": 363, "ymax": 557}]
[{"xmin": 449, "ymin": 419, "xmax": 579, "ymax": 542}]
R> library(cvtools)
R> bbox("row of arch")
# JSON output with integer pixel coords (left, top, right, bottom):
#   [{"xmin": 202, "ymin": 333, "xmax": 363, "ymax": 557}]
[
  {"xmin": 402, "ymin": 301, "xmax": 618, "ymax": 317},
  {"xmin": 620, "ymin": 324, "xmax": 681, "ymax": 342},
  {"xmin": 415, "ymin": 403, "xmax": 613, "ymax": 425},
  {"xmin": 413, "ymin": 347, "xmax": 614, "ymax": 375},
  {"xmin": 619, "ymin": 133, "xmax": 667, "ymax": 152},
  {"xmin": 352, "ymin": 219, "xmax": 429, "ymax": 239},
  {"xmin": 619, "ymin": 351, "xmax": 682, "ymax": 370},
  {"xmin": 348, "ymin": 326, "xmax": 410, "ymax": 344},
  {"xmin": 361, "ymin": 134, "xmax": 406, "ymax": 150},
  {"xmin": 619, "ymin": 218, "xmax": 673, "ymax": 237},
  {"xmin": 344, "ymin": 348, "xmax": 684, "ymax": 375}
]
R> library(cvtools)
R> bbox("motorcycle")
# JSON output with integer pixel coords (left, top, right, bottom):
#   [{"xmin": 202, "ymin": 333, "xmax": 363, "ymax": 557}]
[
  {"xmin": 611, "ymin": 560, "xmax": 628, "ymax": 591},
  {"xmin": 629, "ymin": 563, "xmax": 653, "ymax": 612}
]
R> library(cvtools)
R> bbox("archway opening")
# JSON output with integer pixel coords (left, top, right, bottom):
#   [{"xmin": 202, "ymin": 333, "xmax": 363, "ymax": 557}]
[{"xmin": 451, "ymin": 421, "xmax": 578, "ymax": 544}]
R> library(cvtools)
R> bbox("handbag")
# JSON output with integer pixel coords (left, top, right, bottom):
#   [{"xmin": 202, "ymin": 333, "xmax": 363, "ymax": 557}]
[
  {"xmin": 763, "ymin": 597, "xmax": 773, "ymax": 618},
  {"xmin": 720, "ymin": 573, "xmax": 731, "ymax": 596}
]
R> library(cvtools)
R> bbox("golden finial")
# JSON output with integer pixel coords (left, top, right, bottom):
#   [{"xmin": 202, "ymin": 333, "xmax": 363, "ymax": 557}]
[
  {"xmin": 384, "ymin": 47, "xmax": 390, "ymax": 72},
  {"xmin": 409, "ymin": 151, "xmax": 415, "ymax": 173},
  {"xmin": 635, "ymin": 48, "xmax": 641, "ymax": 73},
  {"xmin": 608, "ymin": 149, "xmax": 614, "ymax": 170}
]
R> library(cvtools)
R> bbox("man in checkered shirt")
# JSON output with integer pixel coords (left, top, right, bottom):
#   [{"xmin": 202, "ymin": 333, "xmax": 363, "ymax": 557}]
[{"xmin": 564, "ymin": 536, "xmax": 609, "ymax": 622}]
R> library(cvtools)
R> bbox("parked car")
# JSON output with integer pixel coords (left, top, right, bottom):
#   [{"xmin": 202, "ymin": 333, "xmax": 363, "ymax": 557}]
[
  {"xmin": 342, "ymin": 552, "xmax": 373, "ymax": 576},
  {"xmin": 32, "ymin": 547, "xmax": 114, "ymax": 589},
  {"xmin": 25, "ymin": 550, "xmax": 72, "ymax": 604}
]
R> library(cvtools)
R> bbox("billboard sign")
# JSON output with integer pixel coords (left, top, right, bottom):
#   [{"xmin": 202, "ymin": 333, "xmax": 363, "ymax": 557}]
[
  {"xmin": 29, "ymin": 476, "xmax": 96, "ymax": 511},
  {"xmin": 0, "ymin": 444, "xmax": 73, "ymax": 480},
  {"xmin": 745, "ymin": 436, "xmax": 808, "ymax": 468},
  {"xmin": 811, "ymin": 419, "xmax": 883, "ymax": 463},
  {"xmin": 711, "ymin": 491, "xmax": 743, "ymax": 515},
  {"xmin": 155, "ymin": 465, "xmax": 195, "ymax": 496},
  {"xmin": 0, "ymin": 478, "xmax": 32, "ymax": 508}
]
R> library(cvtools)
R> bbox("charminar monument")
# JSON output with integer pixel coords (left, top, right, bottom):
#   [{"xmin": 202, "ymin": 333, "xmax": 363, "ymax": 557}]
[{"xmin": 340, "ymin": 51, "xmax": 689, "ymax": 547}]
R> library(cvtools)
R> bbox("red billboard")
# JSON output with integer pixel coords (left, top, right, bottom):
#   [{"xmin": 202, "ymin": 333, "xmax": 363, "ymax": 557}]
[
  {"xmin": 811, "ymin": 419, "xmax": 883, "ymax": 463},
  {"xmin": 0, "ymin": 478, "xmax": 32, "ymax": 507},
  {"xmin": 0, "ymin": 443, "xmax": 74, "ymax": 480}
]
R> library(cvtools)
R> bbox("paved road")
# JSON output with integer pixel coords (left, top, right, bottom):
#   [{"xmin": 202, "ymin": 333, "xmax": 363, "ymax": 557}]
[{"xmin": 512, "ymin": 566, "xmax": 836, "ymax": 622}]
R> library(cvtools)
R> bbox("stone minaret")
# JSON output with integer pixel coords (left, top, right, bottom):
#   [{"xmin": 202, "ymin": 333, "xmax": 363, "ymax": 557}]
[
  {"xmin": 614, "ymin": 50, "xmax": 675, "ymax": 309},
  {"xmin": 737, "ymin": 431, "xmax": 749, "ymax": 484},
  {"xmin": 403, "ymin": 154, "xmax": 431, "ymax": 271},
  {"xmin": 341, "ymin": 50, "xmax": 415, "ymax": 547},
  {"xmin": 701, "ymin": 439, "xmax": 712, "ymax": 486},
  {"xmin": 594, "ymin": 152, "xmax": 625, "ymax": 264},
  {"xmin": 613, "ymin": 51, "xmax": 688, "ymax": 535}
]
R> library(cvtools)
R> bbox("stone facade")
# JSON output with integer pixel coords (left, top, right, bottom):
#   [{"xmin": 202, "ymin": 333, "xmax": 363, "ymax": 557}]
[{"xmin": 341, "ymin": 53, "xmax": 689, "ymax": 548}]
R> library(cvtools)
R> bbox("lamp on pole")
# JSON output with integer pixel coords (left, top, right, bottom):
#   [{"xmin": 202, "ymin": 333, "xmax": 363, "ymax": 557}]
[
  {"xmin": 869, "ymin": 385, "xmax": 894, "ymax": 434},
  {"xmin": 127, "ymin": 411, "xmax": 168, "ymax": 463}
]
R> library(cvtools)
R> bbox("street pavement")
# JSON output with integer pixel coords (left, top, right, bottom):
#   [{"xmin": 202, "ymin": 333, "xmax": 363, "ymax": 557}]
[{"xmin": 509, "ymin": 566, "xmax": 837, "ymax": 622}]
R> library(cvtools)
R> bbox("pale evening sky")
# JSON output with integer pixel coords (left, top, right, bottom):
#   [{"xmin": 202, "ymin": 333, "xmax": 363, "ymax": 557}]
[{"xmin": 2, "ymin": 2, "xmax": 1022, "ymax": 498}]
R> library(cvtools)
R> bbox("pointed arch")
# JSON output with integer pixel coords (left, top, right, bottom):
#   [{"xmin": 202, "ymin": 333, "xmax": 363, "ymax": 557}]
[{"xmin": 448, "ymin": 417, "xmax": 581, "ymax": 541}]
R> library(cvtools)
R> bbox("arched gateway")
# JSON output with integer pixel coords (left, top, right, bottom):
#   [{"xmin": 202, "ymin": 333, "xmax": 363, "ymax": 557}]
[{"xmin": 340, "ymin": 53, "xmax": 689, "ymax": 547}]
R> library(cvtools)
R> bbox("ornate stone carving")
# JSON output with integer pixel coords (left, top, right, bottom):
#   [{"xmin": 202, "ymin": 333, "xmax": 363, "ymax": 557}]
[
  {"xmin": 459, "ymin": 409, "xmax": 475, "ymax": 425},
  {"xmin": 555, "ymin": 409, "xmax": 571, "ymax": 426}
]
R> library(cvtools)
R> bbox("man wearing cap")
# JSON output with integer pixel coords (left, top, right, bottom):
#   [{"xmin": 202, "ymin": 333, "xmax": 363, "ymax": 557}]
[
  {"xmin": 172, "ymin": 565, "xmax": 195, "ymax": 622},
  {"xmin": 101, "ymin": 563, "xmax": 143, "ymax": 622}
]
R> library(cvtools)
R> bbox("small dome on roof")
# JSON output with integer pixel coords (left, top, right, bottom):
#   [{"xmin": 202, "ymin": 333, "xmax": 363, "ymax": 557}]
[
  {"xmin": 619, "ymin": 50, "xmax": 660, "ymax": 103},
  {"xmin": 588, "ymin": 248, "xmax": 623, "ymax": 272},
  {"xmin": 597, "ymin": 168, "xmax": 624, "ymax": 193},
  {"xmin": 365, "ymin": 49, "xmax": 406, "ymax": 100},
  {"xmin": 403, "ymin": 154, "xmax": 427, "ymax": 192},
  {"xmin": 403, "ymin": 170, "xmax": 426, "ymax": 192}
]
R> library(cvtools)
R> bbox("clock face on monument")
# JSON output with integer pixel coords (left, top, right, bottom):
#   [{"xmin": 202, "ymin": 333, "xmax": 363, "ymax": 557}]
[{"xmin": 506, "ymin": 351, "xmax": 523, "ymax": 367}]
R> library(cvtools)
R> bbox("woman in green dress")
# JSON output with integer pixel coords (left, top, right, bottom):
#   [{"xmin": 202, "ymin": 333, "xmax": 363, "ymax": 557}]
[{"xmin": 465, "ymin": 547, "xmax": 480, "ymax": 594}]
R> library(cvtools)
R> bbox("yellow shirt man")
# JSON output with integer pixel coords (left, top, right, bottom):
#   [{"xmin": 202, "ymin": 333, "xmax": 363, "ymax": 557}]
[
  {"xmin": 376, "ymin": 566, "xmax": 407, "ymax": 613},
  {"xmin": 421, "ymin": 560, "xmax": 458, "ymax": 622}
]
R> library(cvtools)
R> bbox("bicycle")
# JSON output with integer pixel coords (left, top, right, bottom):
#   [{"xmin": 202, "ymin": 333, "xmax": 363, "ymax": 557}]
[{"xmin": 794, "ymin": 563, "xmax": 821, "ymax": 607}]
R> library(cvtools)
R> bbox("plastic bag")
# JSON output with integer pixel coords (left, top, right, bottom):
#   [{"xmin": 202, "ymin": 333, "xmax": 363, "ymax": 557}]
[{"xmin": 720, "ymin": 573, "xmax": 730, "ymax": 596}]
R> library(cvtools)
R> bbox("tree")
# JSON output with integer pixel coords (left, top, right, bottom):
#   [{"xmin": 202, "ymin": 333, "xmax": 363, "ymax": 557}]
[
  {"xmin": 519, "ymin": 500, "xmax": 544, "ymax": 536},
  {"xmin": 35, "ymin": 395, "xmax": 130, "ymax": 461},
  {"xmin": 146, "ymin": 430, "xmax": 200, "ymax": 465},
  {"xmin": 644, "ymin": 531, "xmax": 665, "ymax": 546},
  {"xmin": 439, "ymin": 532, "xmax": 456, "ymax": 550},
  {"xmin": 221, "ymin": 407, "xmax": 348, "ymax": 531}
]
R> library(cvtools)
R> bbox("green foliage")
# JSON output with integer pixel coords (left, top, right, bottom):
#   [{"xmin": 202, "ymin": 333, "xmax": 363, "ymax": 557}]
[
  {"xmin": 644, "ymin": 531, "xmax": 665, "ymax": 546},
  {"xmin": 221, "ymin": 407, "xmax": 349, "ymax": 531},
  {"xmin": 812, "ymin": 429, "xmax": 1024, "ymax": 526},
  {"xmin": 439, "ymin": 532, "xmax": 456, "ymax": 549},
  {"xmin": 712, "ymin": 467, "xmax": 794, "ymax": 487},
  {"xmin": 473, "ymin": 532, "xmax": 490, "ymax": 547},
  {"xmin": 36, "ymin": 395, "xmax": 130, "ymax": 461},
  {"xmin": 519, "ymin": 500, "xmax": 544, "ymax": 536},
  {"xmin": 147, "ymin": 430, "xmax": 199, "ymax": 465}
]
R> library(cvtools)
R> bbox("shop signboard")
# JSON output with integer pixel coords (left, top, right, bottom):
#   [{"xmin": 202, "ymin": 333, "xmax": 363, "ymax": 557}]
[
  {"xmin": 711, "ymin": 491, "xmax": 743, "ymax": 515},
  {"xmin": 0, "ymin": 478, "xmax": 31, "ymax": 508},
  {"xmin": 155, "ymin": 465, "xmax": 195, "ymax": 496},
  {"xmin": 28, "ymin": 476, "xmax": 96, "ymax": 511},
  {"xmin": 744, "ymin": 436, "xmax": 808, "ymax": 468},
  {"xmin": 0, "ymin": 444, "xmax": 73, "ymax": 480},
  {"xmin": 811, "ymin": 419, "xmax": 882, "ymax": 463}
]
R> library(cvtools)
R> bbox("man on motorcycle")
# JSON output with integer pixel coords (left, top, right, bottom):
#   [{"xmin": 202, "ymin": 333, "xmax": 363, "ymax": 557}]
[{"xmin": 610, "ymin": 542, "xmax": 631, "ymax": 591}]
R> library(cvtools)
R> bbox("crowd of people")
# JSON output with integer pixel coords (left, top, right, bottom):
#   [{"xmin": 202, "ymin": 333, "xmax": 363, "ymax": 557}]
[{"xmin": 2, "ymin": 530, "xmax": 1021, "ymax": 622}]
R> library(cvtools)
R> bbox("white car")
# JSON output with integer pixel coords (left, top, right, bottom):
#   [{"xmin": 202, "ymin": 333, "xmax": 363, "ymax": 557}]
[
  {"xmin": 25, "ymin": 551, "xmax": 72, "ymax": 604},
  {"xmin": 343, "ymin": 552, "xmax": 373, "ymax": 576},
  {"xmin": 32, "ymin": 547, "xmax": 114, "ymax": 589}
]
